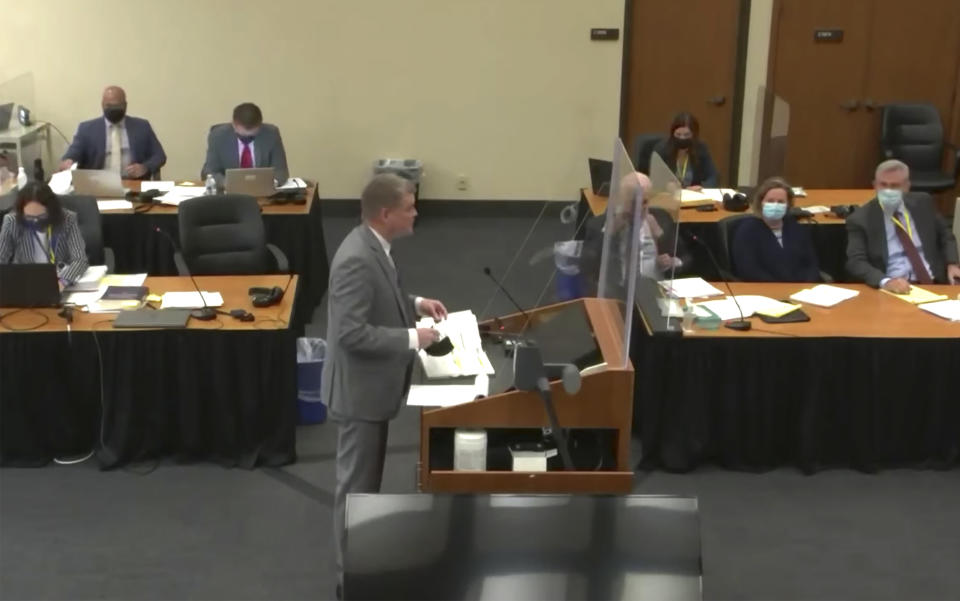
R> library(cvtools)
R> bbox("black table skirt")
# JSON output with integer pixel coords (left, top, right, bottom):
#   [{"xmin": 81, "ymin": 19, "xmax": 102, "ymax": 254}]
[
  {"xmin": 631, "ymin": 331, "xmax": 960, "ymax": 473},
  {"xmin": 102, "ymin": 200, "xmax": 328, "ymax": 320},
  {"xmin": 1, "ymin": 327, "xmax": 298, "ymax": 469}
]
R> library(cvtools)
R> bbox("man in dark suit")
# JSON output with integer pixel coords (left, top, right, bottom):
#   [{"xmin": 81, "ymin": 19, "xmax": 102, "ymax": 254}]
[
  {"xmin": 200, "ymin": 102, "xmax": 289, "ymax": 185},
  {"xmin": 846, "ymin": 159, "xmax": 960, "ymax": 292},
  {"xmin": 59, "ymin": 86, "xmax": 166, "ymax": 179},
  {"xmin": 322, "ymin": 173, "xmax": 447, "ymax": 598}
]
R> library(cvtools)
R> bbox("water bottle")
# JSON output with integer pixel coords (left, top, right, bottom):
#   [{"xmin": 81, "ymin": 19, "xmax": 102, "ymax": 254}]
[
  {"xmin": 204, "ymin": 173, "xmax": 217, "ymax": 196},
  {"xmin": 16, "ymin": 167, "xmax": 27, "ymax": 189},
  {"xmin": 681, "ymin": 302, "xmax": 696, "ymax": 334}
]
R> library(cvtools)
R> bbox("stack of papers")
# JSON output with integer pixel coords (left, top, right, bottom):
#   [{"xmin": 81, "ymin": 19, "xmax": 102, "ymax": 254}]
[
  {"xmin": 407, "ymin": 374, "xmax": 490, "ymax": 408},
  {"xmin": 417, "ymin": 310, "xmax": 495, "ymax": 378},
  {"xmin": 96, "ymin": 199, "xmax": 134, "ymax": 211},
  {"xmin": 64, "ymin": 265, "xmax": 108, "ymax": 292},
  {"xmin": 140, "ymin": 181, "xmax": 176, "ymax": 193},
  {"xmin": 918, "ymin": 299, "xmax": 960, "ymax": 321},
  {"xmin": 803, "ymin": 205, "xmax": 831, "ymax": 214},
  {"xmin": 880, "ymin": 286, "xmax": 948, "ymax": 305},
  {"xmin": 48, "ymin": 165, "xmax": 76, "ymax": 194},
  {"xmin": 277, "ymin": 177, "xmax": 307, "ymax": 190},
  {"xmin": 62, "ymin": 273, "xmax": 148, "ymax": 309},
  {"xmin": 160, "ymin": 291, "xmax": 224, "ymax": 309},
  {"xmin": 695, "ymin": 188, "xmax": 738, "ymax": 202},
  {"xmin": 659, "ymin": 277, "xmax": 725, "ymax": 299},
  {"xmin": 790, "ymin": 284, "xmax": 860, "ymax": 307},
  {"xmin": 692, "ymin": 295, "xmax": 800, "ymax": 321},
  {"xmin": 156, "ymin": 186, "xmax": 206, "ymax": 205}
]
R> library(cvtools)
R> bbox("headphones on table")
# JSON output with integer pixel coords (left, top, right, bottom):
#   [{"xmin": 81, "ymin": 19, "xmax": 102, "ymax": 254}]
[
  {"xmin": 722, "ymin": 192, "xmax": 749, "ymax": 212},
  {"xmin": 249, "ymin": 286, "xmax": 285, "ymax": 307}
]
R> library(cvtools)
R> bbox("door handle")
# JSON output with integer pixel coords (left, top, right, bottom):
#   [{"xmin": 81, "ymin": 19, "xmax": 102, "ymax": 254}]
[
  {"xmin": 863, "ymin": 98, "xmax": 877, "ymax": 110},
  {"xmin": 840, "ymin": 99, "xmax": 859, "ymax": 111},
  {"xmin": 707, "ymin": 95, "xmax": 726, "ymax": 106}
]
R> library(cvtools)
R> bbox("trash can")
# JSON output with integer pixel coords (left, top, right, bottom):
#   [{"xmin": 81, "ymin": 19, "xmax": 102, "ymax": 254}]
[
  {"xmin": 296, "ymin": 338, "xmax": 327, "ymax": 425},
  {"xmin": 554, "ymin": 240, "xmax": 583, "ymax": 301},
  {"xmin": 373, "ymin": 158, "xmax": 423, "ymax": 201}
]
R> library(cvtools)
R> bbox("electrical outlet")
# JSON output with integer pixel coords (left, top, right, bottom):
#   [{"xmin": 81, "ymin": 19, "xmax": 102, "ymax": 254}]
[{"xmin": 456, "ymin": 174, "xmax": 469, "ymax": 191}]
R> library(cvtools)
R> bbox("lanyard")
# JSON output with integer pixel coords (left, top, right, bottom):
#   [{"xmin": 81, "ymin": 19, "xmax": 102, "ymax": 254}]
[
  {"xmin": 31, "ymin": 225, "xmax": 55, "ymax": 264},
  {"xmin": 677, "ymin": 155, "xmax": 689, "ymax": 181},
  {"xmin": 891, "ymin": 210, "xmax": 914, "ymax": 240}
]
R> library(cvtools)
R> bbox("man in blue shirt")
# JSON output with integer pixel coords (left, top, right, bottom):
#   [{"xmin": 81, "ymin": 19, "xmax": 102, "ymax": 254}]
[{"xmin": 846, "ymin": 159, "xmax": 960, "ymax": 292}]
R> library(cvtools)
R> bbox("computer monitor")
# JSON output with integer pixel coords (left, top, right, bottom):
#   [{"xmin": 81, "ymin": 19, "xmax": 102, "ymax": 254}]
[{"xmin": 588, "ymin": 158, "xmax": 612, "ymax": 196}]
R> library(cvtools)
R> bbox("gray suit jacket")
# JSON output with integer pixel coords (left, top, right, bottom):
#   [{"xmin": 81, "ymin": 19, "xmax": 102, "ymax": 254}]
[
  {"xmin": 0, "ymin": 210, "xmax": 89, "ymax": 284},
  {"xmin": 845, "ymin": 192, "xmax": 959, "ymax": 287},
  {"xmin": 322, "ymin": 225, "xmax": 418, "ymax": 422},
  {"xmin": 200, "ymin": 123, "xmax": 289, "ymax": 185}
]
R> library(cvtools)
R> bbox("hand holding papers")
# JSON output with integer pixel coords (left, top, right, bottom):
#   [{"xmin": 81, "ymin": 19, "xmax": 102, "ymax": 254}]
[{"xmin": 417, "ymin": 310, "xmax": 495, "ymax": 378}]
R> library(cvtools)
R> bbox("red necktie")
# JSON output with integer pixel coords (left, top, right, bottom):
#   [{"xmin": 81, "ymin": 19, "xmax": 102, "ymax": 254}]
[
  {"xmin": 893, "ymin": 211, "xmax": 933, "ymax": 284},
  {"xmin": 240, "ymin": 143, "xmax": 253, "ymax": 169}
]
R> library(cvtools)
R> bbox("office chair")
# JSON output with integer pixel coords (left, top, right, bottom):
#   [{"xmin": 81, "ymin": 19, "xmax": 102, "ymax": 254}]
[
  {"xmin": 58, "ymin": 194, "xmax": 116, "ymax": 272},
  {"xmin": 632, "ymin": 133, "xmax": 665, "ymax": 174},
  {"xmin": 175, "ymin": 195, "xmax": 289, "ymax": 275},
  {"xmin": 880, "ymin": 103, "xmax": 960, "ymax": 193},
  {"xmin": 717, "ymin": 214, "xmax": 759, "ymax": 281}
]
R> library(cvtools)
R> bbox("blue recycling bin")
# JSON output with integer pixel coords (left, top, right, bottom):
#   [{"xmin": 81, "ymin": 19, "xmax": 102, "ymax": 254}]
[
  {"xmin": 296, "ymin": 338, "xmax": 327, "ymax": 425},
  {"xmin": 554, "ymin": 240, "xmax": 583, "ymax": 301}
]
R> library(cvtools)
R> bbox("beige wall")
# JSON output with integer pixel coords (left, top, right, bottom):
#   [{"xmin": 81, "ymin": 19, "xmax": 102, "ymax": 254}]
[
  {"xmin": 738, "ymin": 0, "xmax": 775, "ymax": 185},
  {"xmin": 1, "ymin": 0, "xmax": 625, "ymax": 201}
]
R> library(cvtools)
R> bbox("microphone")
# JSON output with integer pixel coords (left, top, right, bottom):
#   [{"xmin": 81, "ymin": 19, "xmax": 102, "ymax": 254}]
[
  {"xmin": 482, "ymin": 267, "xmax": 531, "ymax": 327},
  {"xmin": 683, "ymin": 231, "xmax": 752, "ymax": 332},
  {"xmin": 152, "ymin": 227, "xmax": 216, "ymax": 321}
]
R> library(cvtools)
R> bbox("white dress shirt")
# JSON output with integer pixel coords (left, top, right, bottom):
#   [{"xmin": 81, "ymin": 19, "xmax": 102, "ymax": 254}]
[{"xmin": 368, "ymin": 226, "xmax": 425, "ymax": 349}]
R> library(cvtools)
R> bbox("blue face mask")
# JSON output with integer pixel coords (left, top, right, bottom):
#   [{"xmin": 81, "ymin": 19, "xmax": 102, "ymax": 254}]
[
  {"xmin": 877, "ymin": 188, "xmax": 903, "ymax": 211},
  {"xmin": 21, "ymin": 213, "xmax": 49, "ymax": 229},
  {"xmin": 762, "ymin": 202, "xmax": 787, "ymax": 220}
]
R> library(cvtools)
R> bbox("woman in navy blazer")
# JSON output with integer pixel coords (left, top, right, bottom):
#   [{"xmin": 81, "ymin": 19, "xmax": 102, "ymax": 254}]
[{"xmin": 730, "ymin": 177, "xmax": 821, "ymax": 282}]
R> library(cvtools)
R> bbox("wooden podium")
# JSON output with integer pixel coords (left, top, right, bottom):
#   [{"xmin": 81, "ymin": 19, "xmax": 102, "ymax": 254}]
[{"xmin": 417, "ymin": 297, "xmax": 635, "ymax": 494}]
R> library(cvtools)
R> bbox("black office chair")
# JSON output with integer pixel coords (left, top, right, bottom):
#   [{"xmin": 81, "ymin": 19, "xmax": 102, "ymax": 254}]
[
  {"xmin": 175, "ymin": 195, "xmax": 288, "ymax": 275},
  {"xmin": 633, "ymin": 133, "xmax": 665, "ymax": 174},
  {"xmin": 718, "ymin": 214, "xmax": 760, "ymax": 281},
  {"xmin": 880, "ymin": 103, "xmax": 960, "ymax": 193},
  {"xmin": 58, "ymin": 194, "xmax": 115, "ymax": 272}
]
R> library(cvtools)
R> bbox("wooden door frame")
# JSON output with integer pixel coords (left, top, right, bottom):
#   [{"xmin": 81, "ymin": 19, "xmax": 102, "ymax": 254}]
[{"xmin": 618, "ymin": 0, "xmax": 753, "ymax": 184}]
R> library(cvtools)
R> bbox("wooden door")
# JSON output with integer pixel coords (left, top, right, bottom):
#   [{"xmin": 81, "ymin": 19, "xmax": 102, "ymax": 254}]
[
  {"xmin": 861, "ymin": 0, "xmax": 960, "ymax": 181},
  {"xmin": 623, "ymin": 0, "xmax": 742, "ymax": 184},
  {"xmin": 769, "ymin": 0, "xmax": 874, "ymax": 188}
]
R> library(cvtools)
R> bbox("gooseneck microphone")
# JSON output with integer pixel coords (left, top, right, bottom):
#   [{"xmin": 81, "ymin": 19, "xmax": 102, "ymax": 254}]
[
  {"xmin": 683, "ymin": 231, "xmax": 752, "ymax": 332},
  {"xmin": 152, "ymin": 227, "xmax": 216, "ymax": 321},
  {"xmin": 482, "ymin": 266, "xmax": 531, "ymax": 326}
]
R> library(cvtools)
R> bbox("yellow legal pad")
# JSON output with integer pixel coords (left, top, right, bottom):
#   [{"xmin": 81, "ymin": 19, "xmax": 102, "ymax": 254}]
[{"xmin": 880, "ymin": 286, "xmax": 949, "ymax": 305}]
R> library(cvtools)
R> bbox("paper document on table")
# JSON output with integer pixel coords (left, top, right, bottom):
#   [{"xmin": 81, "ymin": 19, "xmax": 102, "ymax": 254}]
[
  {"xmin": 101, "ymin": 273, "xmax": 147, "ymax": 287},
  {"xmin": 65, "ymin": 265, "xmax": 108, "ymax": 292},
  {"xmin": 48, "ymin": 169, "xmax": 73, "ymax": 194},
  {"xmin": 659, "ymin": 277, "xmax": 724, "ymax": 299},
  {"xmin": 417, "ymin": 310, "xmax": 495, "ymax": 378},
  {"xmin": 698, "ymin": 188, "xmax": 737, "ymax": 202},
  {"xmin": 63, "ymin": 290, "xmax": 104, "ymax": 307},
  {"xmin": 407, "ymin": 374, "xmax": 489, "ymax": 408},
  {"xmin": 695, "ymin": 295, "xmax": 804, "ymax": 320},
  {"xmin": 277, "ymin": 177, "xmax": 307, "ymax": 190},
  {"xmin": 880, "ymin": 286, "xmax": 948, "ymax": 305},
  {"xmin": 97, "ymin": 200, "xmax": 133, "ymax": 211},
  {"xmin": 804, "ymin": 205, "xmax": 831, "ymax": 215},
  {"xmin": 160, "ymin": 291, "xmax": 224, "ymax": 309},
  {"xmin": 692, "ymin": 298, "xmax": 745, "ymax": 321},
  {"xmin": 157, "ymin": 186, "xmax": 206, "ymax": 205},
  {"xmin": 679, "ymin": 189, "xmax": 712, "ymax": 204},
  {"xmin": 789, "ymin": 284, "xmax": 859, "ymax": 307},
  {"xmin": 140, "ymin": 180, "xmax": 175, "ymax": 193},
  {"xmin": 918, "ymin": 299, "xmax": 960, "ymax": 321}
]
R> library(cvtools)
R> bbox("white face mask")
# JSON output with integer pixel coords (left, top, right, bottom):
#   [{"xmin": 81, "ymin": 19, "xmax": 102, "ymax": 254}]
[{"xmin": 877, "ymin": 188, "xmax": 903, "ymax": 212}]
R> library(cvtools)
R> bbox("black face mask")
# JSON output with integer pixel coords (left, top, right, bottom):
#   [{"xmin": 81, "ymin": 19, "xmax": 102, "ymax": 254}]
[
  {"xmin": 21, "ymin": 214, "xmax": 49, "ymax": 229},
  {"xmin": 674, "ymin": 137, "xmax": 692, "ymax": 150},
  {"xmin": 104, "ymin": 105, "xmax": 126, "ymax": 123}
]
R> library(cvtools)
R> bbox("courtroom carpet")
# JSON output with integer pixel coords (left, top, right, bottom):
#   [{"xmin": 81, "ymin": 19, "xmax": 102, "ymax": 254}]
[{"xmin": 1, "ymin": 204, "xmax": 958, "ymax": 601}]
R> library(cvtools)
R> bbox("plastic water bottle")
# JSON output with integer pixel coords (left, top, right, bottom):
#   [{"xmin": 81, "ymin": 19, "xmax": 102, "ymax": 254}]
[
  {"xmin": 681, "ymin": 302, "xmax": 696, "ymax": 334},
  {"xmin": 15, "ymin": 167, "xmax": 27, "ymax": 189},
  {"xmin": 204, "ymin": 173, "xmax": 217, "ymax": 195}
]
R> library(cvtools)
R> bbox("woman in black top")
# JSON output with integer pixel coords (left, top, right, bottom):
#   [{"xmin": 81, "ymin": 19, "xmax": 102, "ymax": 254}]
[{"xmin": 650, "ymin": 112, "xmax": 719, "ymax": 189}]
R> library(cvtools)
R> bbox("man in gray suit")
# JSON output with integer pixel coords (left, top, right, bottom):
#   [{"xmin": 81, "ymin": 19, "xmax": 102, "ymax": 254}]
[
  {"xmin": 846, "ymin": 159, "xmax": 960, "ymax": 292},
  {"xmin": 200, "ymin": 102, "xmax": 289, "ymax": 185},
  {"xmin": 323, "ymin": 173, "xmax": 447, "ymax": 596}
]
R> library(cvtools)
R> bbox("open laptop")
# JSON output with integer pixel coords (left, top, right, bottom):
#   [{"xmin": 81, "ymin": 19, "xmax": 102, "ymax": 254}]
[
  {"xmin": 73, "ymin": 169, "xmax": 128, "ymax": 197},
  {"xmin": 587, "ymin": 158, "xmax": 612, "ymax": 196},
  {"xmin": 0, "ymin": 264, "xmax": 61, "ymax": 307},
  {"xmin": 0, "ymin": 103, "xmax": 13, "ymax": 131},
  {"xmin": 225, "ymin": 168, "xmax": 275, "ymax": 196}
]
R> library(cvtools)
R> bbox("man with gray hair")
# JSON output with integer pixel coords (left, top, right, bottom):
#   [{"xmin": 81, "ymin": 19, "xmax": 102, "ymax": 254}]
[
  {"xmin": 322, "ymin": 173, "xmax": 447, "ymax": 598},
  {"xmin": 845, "ymin": 159, "xmax": 959, "ymax": 292}
]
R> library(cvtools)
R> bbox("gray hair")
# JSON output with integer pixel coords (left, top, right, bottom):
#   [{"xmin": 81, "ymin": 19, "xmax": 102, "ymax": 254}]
[
  {"xmin": 360, "ymin": 173, "xmax": 415, "ymax": 220},
  {"xmin": 875, "ymin": 159, "xmax": 910, "ymax": 180}
]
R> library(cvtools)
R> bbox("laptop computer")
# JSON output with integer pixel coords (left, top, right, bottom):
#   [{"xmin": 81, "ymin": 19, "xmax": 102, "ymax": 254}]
[
  {"xmin": 225, "ymin": 168, "xmax": 275, "ymax": 196},
  {"xmin": 0, "ymin": 264, "xmax": 61, "ymax": 307},
  {"xmin": 73, "ymin": 169, "xmax": 128, "ymax": 197},
  {"xmin": 588, "ymin": 158, "xmax": 612, "ymax": 196},
  {"xmin": 112, "ymin": 308, "xmax": 190, "ymax": 329},
  {"xmin": 0, "ymin": 103, "xmax": 13, "ymax": 131}
]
